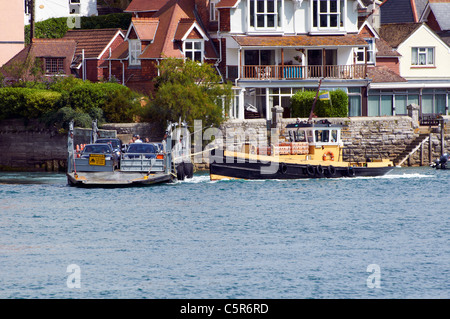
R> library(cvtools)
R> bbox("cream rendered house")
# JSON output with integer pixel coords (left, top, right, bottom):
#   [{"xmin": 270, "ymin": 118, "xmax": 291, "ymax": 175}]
[
  {"xmin": 397, "ymin": 24, "xmax": 450, "ymax": 81},
  {"xmin": 376, "ymin": 22, "xmax": 450, "ymax": 117},
  {"xmin": 0, "ymin": 0, "xmax": 25, "ymax": 67}
]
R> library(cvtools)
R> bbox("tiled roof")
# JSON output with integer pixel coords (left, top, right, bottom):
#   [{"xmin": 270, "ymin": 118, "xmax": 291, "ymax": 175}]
[
  {"xmin": 375, "ymin": 37, "xmax": 401, "ymax": 57},
  {"xmin": 216, "ymin": 0, "xmax": 240, "ymax": 8},
  {"xmin": 367, "ymin": 65, "xmax": 407, "ymax": 83},
  {"xmin": 380, "ymin": 0, "xmax": 416, "ymax": 24},
  {"xmin": 173, "ymin": 18, "xmax": 197, "ymax": 41},
  {"xmin": 437, "ymin": 30, "xmax": 450, "ymax": 46},
  {"xmin": 131, "ymin": 18, "xmax": 159, "ymax": 41},
  {"xmin": 125, "ymin": 0, "xmax": 168, "ymax": 12},
  {"xmin": 1, "ymin": 39, "xmax": 77, "ymax": 78},
  {"xmin": 63, "ymin": 29, "xmax": 124, "ymax": 58},
  {"xmin": 232, "ymin": 34, "xmax": 369, "ymax": 47},
  {"xmin": 428, "ymin": 1, "xmax": 450, "ymax": 30},
  {"xmin": 137, "ymin": 0, "xmax": 218, "ymax": 60},
  {"xmin": 379, "ymin": 22, "xmax": 423, "ymax": 48},
  {"xmin": 108, "ymin": 41, "xmax": 129, "ymax": 59}
]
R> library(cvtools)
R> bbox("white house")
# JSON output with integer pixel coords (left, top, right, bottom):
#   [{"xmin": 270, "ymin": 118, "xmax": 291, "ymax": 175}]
[
  {"xmin": 215, "ymin": 0, "xmax": 372, "ymax": 119},
  {"xmin": 24, "ymin": 0, "xmax": 98, "ymax": 25},
  {"xmin": 375, "ymin": 22, "xmax": 450, "ymax": 117}
]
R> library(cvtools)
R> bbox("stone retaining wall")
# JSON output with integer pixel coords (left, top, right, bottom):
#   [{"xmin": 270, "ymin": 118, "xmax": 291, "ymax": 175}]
[
  {"xmin": 0, "ymin": 119, "xmax": 163, "ymax": 172},
  {"xmin": 218, "ymin": 115, "xmax": 450, "ymax": 167}
]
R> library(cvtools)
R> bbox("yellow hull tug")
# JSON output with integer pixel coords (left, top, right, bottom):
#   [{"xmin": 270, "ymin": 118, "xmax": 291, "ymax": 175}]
[{"xmin": 210, "ymin": 120, "xmax": 394, "ymax": 180}]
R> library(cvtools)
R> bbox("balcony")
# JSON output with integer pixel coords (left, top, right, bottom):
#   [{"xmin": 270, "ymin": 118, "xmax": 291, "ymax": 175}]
[{"xmin": 240, "ymin": 64, "xmax": 366, "ymax": 80}]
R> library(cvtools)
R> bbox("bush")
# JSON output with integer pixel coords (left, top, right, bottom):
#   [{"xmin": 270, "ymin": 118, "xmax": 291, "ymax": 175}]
[
  {"xmin": 80, "ymin": 13, "xmax": 132, "ymax": 30},
  {"xmin": 25, "ymin": 17, "xmax": 68, "ymax": 44},
  {"xmin": 0, "ymin": 87, "xmax": 61, "ymax": 119},
  {"xmin": 291, "ymin": 89, "xmax": 348, "ymax": 118}
]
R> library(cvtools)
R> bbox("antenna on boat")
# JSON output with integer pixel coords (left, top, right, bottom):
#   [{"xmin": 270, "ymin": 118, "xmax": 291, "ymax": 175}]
[{"xmin": 308, "ymin": 78, "xmax": 323, "ymax": 123}]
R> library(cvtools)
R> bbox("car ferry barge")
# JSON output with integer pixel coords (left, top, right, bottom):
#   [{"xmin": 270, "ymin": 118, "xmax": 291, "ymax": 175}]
[
  {"xmin": 66, "ymin": 120, "xmax": 192, "ymax": 187},
  {"xmin": 210, "ymin": 120, "xmax": 394, "ymax": 180}
]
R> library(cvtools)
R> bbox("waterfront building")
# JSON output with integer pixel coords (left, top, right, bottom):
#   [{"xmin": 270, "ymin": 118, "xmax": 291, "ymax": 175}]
[{"xmin": 0, "ymin": 0, "xmax": 25, "ymax": 67}]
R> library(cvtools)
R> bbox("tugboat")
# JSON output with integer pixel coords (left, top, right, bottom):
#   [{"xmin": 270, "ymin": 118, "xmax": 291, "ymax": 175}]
[{"xmin": 209, "ymin": 119, "xmax": 394, "ymax": 180}]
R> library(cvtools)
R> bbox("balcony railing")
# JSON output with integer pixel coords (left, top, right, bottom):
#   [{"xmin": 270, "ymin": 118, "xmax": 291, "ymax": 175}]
[{"xmin": 241, "ymin": 64, "xmax": 366, "ymax": 80}]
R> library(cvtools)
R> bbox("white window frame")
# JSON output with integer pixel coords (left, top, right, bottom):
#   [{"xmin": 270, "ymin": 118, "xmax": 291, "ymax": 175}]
[
  {"xmin": 248, "ymin": 0, "xmax": 283, "ymax": 31},
  {"xmin": 311, "ymin": 0, "xmax": 346, "ymax": 32},
  {"xmin": 210, "ymin": 1, "xmax": 219, "ymax": 21},
  {"xmin": 184, "ymin": 40, "xmax": 204, "ymax": 62},
  {"xmin": 355, "ymin": 38, "xmax": 375, "ymax": 64},
  {"xmin": 129, "ymin": 39, "xmax": 141, "ymax": 66},
  {"xmin": 411, "ymin": 47, "xmax": 434, "ymax": 66}
]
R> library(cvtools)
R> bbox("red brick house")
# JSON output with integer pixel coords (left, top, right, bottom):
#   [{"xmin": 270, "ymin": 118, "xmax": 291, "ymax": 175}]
[
  {"xmin": 1, "ymin": 38, "xmax": 77, "ymax": 81},
  {"xmin": 63, "ymin": 28, "xmax": 125, "ymax": 82},
  {"xmin": 105, "ymin": 0, "xmax": 219, "ymax": 94},
  {"xmin": 1, "ymin": 29, "xmax": 125, "ymax": 83}
]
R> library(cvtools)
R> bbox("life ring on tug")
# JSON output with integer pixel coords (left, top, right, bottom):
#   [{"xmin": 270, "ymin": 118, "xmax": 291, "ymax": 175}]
[{"xmin": 322, "ymin": 151, "xmax": 334, "ymax": 161}]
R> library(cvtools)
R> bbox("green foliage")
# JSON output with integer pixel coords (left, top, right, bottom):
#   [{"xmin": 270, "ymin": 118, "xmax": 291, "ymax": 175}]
[
  {"xmin": 25, "ymin": 17, "xmax": 69, "ymax": 44},
  {"xmin": 0, "ymin": 87, "xmax": 61, "ymax": 120},
  {"xmin": 24, "ymin": 13, "xmax": 132, "ymax": 44},
  {"xmin": 146, "ymin": 58, "xmax": 232, "ymax": 128},
  {"xmin": 80, "ymin": 13, "xmax": 132, "ymax": 30},
  {"xmin": 291, "ymin": 89, "xmax": 348, "ymax": 118},
  {"xmin": 0, "ymin": 76, "xmax": 144, "ymax": 126}
]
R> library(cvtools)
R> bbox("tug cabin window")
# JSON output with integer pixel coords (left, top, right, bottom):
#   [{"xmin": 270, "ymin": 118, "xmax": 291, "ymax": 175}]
[{"xmin": 312, "ymin": 129, "xmax": 339, "ymax": 145}]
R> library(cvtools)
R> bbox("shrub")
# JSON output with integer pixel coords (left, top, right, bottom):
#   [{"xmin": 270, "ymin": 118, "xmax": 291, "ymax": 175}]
[
  {"xmin": 0, "ymin": 87, "xmax": 61, "ymax": 119},
  {"xmin": 25, "ymin": 17, "xmax": 68, "ymax": 44},
  {"xmin": 291, "ymin": 89, "xmax": 348, "ymax": 118}
]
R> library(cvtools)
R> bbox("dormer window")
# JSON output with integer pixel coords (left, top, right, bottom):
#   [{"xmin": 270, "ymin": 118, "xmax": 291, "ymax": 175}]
[
  {"xmin": 184, "ymin": 40, "xmax": 203, "ymax": 62},
  {"xmin": 249, "ymin": 0, "xmax": 283, "ymax": 31},
  {"xmin": 129, "ymin": 39, "xmax": 141, "ymax": 66},
  {"xmin": 312, "ymin": 0, "xmax": 346, "ymax": 31}
]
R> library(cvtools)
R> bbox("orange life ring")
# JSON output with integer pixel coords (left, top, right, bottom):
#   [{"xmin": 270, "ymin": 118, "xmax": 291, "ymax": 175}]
[{"xmin": 322, "ymin": 151, "xmax": 334, "ymax": 161}]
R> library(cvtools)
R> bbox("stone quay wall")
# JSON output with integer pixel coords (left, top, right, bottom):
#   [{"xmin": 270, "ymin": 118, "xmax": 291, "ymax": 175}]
[
  {"xmin": 0, "ymin": 115, "xmax": 448, "ymax": 172},
  {"xmin": 0, "ymin": 119, "xmax": 163, "ymax": 172},
  {"xmin": 219, "ymin": 115, "xmax": 450, "ymax": 167}
]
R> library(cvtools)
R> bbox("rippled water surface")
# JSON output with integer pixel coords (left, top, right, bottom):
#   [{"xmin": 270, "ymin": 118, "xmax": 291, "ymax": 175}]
[{"xmin": 0, "ymin": 167, "xmax": 448, "ymax": 298}]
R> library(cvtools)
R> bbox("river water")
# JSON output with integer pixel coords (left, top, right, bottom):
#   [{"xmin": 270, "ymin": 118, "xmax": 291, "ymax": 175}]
[{"xmin": 0, "ymin": 167, "xmax": 448, "ymax": 299}]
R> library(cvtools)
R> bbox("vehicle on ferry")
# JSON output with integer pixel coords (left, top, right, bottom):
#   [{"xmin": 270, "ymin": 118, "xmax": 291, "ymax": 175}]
[{"xmin": 209, "ymin": 119, "xmax": 394, "ymax": 180}]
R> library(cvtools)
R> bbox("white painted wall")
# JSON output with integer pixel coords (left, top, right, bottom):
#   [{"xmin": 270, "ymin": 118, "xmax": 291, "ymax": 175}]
[
  {"xmin": 229, "ymin": 0, "xmax": 360, "ymax": 35},
  {"xmin": 25, "ymin": 0, "xmax": 98, "ymax": 25}
]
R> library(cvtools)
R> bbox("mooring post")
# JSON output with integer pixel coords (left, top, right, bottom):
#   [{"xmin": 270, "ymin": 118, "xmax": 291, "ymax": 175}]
[{"xmin": 429, "ymin": 132, "xmax": 432, "ymax": 164}]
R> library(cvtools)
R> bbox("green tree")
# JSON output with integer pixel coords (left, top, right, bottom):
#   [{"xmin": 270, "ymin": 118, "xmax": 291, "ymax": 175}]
[{"xmin": 146, "ymin": 58, "xmax": 232, "ymax": 128}]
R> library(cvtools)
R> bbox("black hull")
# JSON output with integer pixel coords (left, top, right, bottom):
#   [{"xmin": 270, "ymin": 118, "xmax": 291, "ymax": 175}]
[{"xmin": 210, "ymin": 157, "xmax": 394, "ymax": 180}]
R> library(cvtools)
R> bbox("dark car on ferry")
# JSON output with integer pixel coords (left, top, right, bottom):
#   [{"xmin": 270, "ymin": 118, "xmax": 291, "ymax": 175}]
[
  {"xmin": 124, "ymin": 143, "xmax": 159, "ymax": 159},
  {"xmin": 80, "ymin": 143, "xmax": 119, "ymax": 168},
  {"xmin": 95, "ymin": 138, "xmax": 124, "ymax": 156}
]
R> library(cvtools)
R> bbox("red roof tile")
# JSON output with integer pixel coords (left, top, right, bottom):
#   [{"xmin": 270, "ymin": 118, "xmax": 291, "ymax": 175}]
[
  {"xmin": 63, "ymin": 28, "xmax": 124, "ymax": 58},
  {"xmin": 367, "ymin": 65, "xmax": 407, "ymax": 82},
  {"xmin": 131, "ymin": 18, "xmax": 159, "ymax": 41},
  {"xmin": 216, "ymin": 0, "xmax": 240, "ymax": 8},
  {"xmin": 125, "ymin": 0, "xmax": 168, "ymax": 12},
  {"xmin": 232, "ymin": 34, "xmax": 369, "ymax": 47}
]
